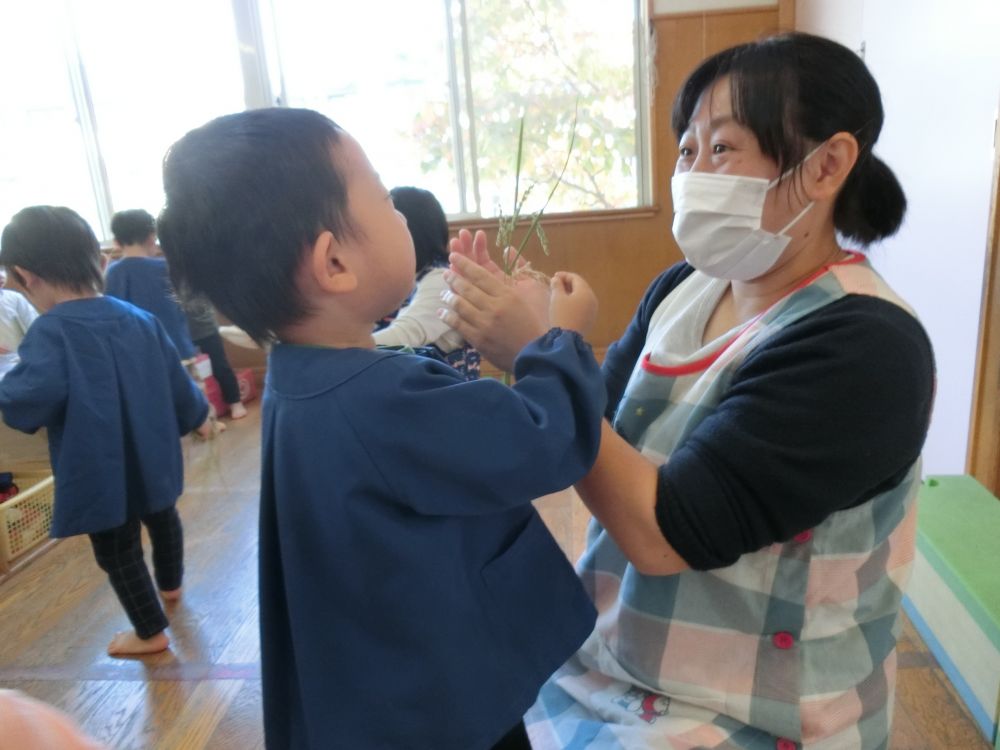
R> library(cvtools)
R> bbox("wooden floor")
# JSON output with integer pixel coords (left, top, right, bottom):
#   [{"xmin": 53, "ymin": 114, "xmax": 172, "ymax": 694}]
[{"xmin": 0, "ymin": 401, "xmax": 991, "ymax": 749}]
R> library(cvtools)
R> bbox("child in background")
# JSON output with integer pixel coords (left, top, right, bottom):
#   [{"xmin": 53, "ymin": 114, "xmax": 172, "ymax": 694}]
[
  {"xmin": 181, "ymin": 295, "xmax": 247, "ymax": 419},
  {"xmin": 157, "ymin": 107, "xmax": 605, "ymax": 750},
  {"xmin": 0, "ymin": 269, "xmax": 38, "ymax": 379},
  {"xmin": 0, "ymin": 206, "xmax": 211, "ymax": 657},
  {"xmin": 105, "ymin": 208, "xmax": 196, "ymax": 360},
  {"xmin": 373, "ymin": 186, "xmax": 480, "ymax": 379}
]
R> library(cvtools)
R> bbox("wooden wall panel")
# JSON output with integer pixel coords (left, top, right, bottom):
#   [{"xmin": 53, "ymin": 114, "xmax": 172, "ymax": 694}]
[
  {"xmin": 704, "ymin": 9, "xmax": 785, "ymax": 53},
  {"xmin": 966, "ymin": 125, "xmax": 1000, "ymax": 496}
]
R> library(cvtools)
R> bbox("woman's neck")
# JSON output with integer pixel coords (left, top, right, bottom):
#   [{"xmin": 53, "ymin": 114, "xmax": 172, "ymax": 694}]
[
  {"xmin": 702, "ymin": 232, "xmax": 847, "ymax": 345},
  {"xmin": 731, "ymin": 232, "xmax": 847, "ymax": 322}
]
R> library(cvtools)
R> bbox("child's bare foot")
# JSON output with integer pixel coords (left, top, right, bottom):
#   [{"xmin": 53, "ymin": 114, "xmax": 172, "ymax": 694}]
[
  {"xmin": 228, "ymin": 401, "xmax": 247, "ymax": 419},
  {"xmin": 107, "ymin": 630, "xmax": 169, "ymax": 657},
  {"xmin": 194, "ymin": 417, "xmax": 226, "ymax": 439},
  {"xmin": 160, "ymin": 587, "xmax": 182, "ymax": 602}
]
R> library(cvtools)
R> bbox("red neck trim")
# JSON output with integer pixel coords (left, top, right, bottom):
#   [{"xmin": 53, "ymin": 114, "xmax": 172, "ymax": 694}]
[{"xmin": 641, "ymin": 251, "xmax": 865, "ymax": 377}]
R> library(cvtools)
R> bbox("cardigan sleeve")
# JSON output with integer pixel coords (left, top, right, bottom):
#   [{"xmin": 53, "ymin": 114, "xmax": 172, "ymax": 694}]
[
  {"xmin": 653, "ymin": 295, "xmax": 935, "ymax": 570},
  {"xmin": 373, "ymin": 268, "xmax": 465, "ymax": 352}
]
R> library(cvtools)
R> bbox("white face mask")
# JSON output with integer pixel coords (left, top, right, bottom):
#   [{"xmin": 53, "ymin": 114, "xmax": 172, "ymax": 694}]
[{"xmin": 670, "ymin": 157, "xmax": 817, "ymax": 281}]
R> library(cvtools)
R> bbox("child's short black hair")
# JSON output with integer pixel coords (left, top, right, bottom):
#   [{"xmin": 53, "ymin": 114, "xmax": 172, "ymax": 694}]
[
  {"xmin": 159, "ymin": 108, "xmax": 354, "ymax": 345},
  {"xmin": 110, "ymin": 209, "xmax": 156, "ymax": 246},
  {"xmin": 0, "ymin": 206, "xmax": 104, "ymax": 293},
  {"xmin": 389, "ymin": 187, "xmax": 449, "ymax": 276}
]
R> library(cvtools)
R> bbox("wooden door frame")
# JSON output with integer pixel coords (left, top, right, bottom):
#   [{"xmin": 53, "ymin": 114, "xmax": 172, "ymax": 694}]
[{"xmin": 966, "ymin": 109, "xmax": 1000, "ymax": 497}]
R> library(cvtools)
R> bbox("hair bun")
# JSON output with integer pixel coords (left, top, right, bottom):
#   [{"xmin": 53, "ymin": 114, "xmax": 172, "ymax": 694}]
[{"xmin": 834, "ymin": 154, "xmax": 907, "ymax": 246}]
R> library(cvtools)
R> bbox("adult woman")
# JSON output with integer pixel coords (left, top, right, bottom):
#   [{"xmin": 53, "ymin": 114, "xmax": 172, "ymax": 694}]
[{"xmin": 445, "ymin": 32, "xmax": 935, "ymax": 750}]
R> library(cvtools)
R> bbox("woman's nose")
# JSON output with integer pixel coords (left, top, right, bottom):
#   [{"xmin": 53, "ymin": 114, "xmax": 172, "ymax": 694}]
[{"xmin": 689, "ymin": 149, "xmax": 714, "ymax": 174}]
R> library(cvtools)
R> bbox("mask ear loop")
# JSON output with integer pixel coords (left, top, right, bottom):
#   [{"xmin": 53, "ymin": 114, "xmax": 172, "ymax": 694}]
[
  {"xmin": 766, "ymin": 142, "xmax": 827, "ymax": 190},
  {"xmin": 765, "ymin": 141, "xmax": 827, "ymax": 234},
  {"xmin": 776, "ymin": 200, "xmax": 815, "ymax": 234}
]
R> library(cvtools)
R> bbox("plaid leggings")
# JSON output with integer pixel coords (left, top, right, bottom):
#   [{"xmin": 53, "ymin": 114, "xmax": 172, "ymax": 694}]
[{"xmin": 88, "ymin": 505, "xmax": 184, "ymax": 640}]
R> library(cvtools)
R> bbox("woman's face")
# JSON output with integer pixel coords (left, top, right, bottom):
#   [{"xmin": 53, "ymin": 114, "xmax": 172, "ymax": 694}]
[
  {"xmin": 675, "ymin": 77, "xmax": 778, "ymax": 181},
  {"xmin": 675, "ymin": 77, "xmax": 813, "ymax": 236}
]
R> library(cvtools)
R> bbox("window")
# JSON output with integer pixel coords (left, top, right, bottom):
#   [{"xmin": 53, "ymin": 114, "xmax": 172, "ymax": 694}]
[
  {"xmin": 1, "ymin": 0, "xmax": 649, "ymax": 237},
  {"xmin": 0, "ymin": 0, "xmax": 243, "ymax": 239},
  {"xmin": 70, "ymin": 0, "xmax": 245, "ymax": 225},
  {"xmin": 0, "ymin": 1, "xmax": 101, "ymax": 233},
  {"xmin": 265, "ymin": 0, "xmax": 649, "ymax": 217}
]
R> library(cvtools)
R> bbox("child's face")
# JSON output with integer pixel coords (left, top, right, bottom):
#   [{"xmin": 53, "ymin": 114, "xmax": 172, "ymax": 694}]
[{"xmin": 335, "ymin": 135, "xmax": 416, "ymax": 320}]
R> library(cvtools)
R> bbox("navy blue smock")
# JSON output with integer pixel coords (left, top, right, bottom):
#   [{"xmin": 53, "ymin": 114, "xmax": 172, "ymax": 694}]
[
  {"xmin": 0, "ymin": 297, "xmax": 208, "ymax": 536},
  {"xmin": 260, "ymin": 328, "xmax": 605, "ymax": 750},
  {"xmin": 105, "ymin": 257, "xmax": 196, "ymax": 359}
]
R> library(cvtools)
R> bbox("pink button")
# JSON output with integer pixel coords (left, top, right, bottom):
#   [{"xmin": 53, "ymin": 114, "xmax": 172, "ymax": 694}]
[
  {"xmin": 793, "ymin": 529, "xmax": 813, "ymax": 543},
  {"xmin": 772, "ymin": 631, "xmax": 795, "ymax": 650},
  {"xmin": 776, "ymin": 739, "xmax": 797, "ymax": 750}
]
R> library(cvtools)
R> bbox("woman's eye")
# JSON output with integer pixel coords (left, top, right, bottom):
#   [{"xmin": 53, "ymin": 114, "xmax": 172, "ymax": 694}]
[
  {"xmin": 679, "ymin": 146, "xmax": 694, "ymax": 157},
  {"xmin": 712, "ymin": 143, "xmax": 730, "ymax": 155}
]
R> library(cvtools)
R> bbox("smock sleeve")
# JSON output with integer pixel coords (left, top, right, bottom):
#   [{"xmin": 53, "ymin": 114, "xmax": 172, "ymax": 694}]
[
  {"xmin": 155, "ymin": 322, "xmax": 209, "ymax": 435},
  {"xmin": 349, "ymin": 328, "xmax": 606, "ymax": 516}
]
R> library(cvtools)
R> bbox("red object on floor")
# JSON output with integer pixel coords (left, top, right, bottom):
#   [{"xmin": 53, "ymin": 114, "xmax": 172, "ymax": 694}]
[
  {"xmin": 199, "ymin": 375, "xmax": 229, "ymax": 417},
  {"xmin": 235, "ymin": 369, "xmax": 257, "ymax": 403}
]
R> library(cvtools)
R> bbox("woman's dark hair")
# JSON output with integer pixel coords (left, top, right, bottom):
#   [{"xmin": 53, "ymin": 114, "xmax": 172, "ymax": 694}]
[
  {"xmin": 158, "ymin": 108, "xmax": 353, "ymax": 344},
  {"xmin": 390, "ymin": 186, "xmax": 449, "ymax": 277},
  {"xmin": 0, "ymin": 205, "xmax": 104, "ymax": 293},
  {"xmin": 671, "ymin": 32, "xmax": 905, "ymax": 245},
  {"xmin": 110, "ymin": 208, "xmax": 156, "ymax": 246}
]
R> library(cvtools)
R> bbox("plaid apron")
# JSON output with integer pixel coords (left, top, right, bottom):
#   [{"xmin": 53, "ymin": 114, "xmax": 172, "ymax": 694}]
[{"xmin": 526, "ymin": 255, "xmax": 920, "ymax": 750}]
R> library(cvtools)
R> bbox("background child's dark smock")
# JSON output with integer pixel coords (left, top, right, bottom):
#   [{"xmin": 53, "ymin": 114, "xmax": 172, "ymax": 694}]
[
  {"xmin": 105, "ymin": 257, "xmax": 196, "ymax": 360},
  {"xmin": 0, "ymin": 297, "xmax": 207, "ymax": 536}
]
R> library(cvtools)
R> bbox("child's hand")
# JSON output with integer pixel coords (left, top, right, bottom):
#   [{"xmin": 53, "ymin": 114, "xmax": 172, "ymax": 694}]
[
  {"xmin": 440, "ymin": 253, "xmax": 548, "ymax": 372},
  {"xmin": 549, "ymin": 272, "xmax": 597, "ymax": 337}
]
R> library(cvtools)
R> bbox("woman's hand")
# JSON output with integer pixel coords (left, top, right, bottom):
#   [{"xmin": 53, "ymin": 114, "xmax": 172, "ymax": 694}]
[
  {"xmin": 448, "ymin": 228, "xmax": 500, "ymax": 274},
  {"xmin": 440, "ymin": 253, "xmax": 548, "ymax": 372}
]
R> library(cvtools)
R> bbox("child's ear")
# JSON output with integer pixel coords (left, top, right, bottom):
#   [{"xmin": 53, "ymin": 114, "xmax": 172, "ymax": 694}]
[
  {"xmin": 9, "ymin": 266, "xmax": 34, "ymax": 294},
  {"xmin": 309, "ymin": 230, "xmax": 358, "ymax": 294}
]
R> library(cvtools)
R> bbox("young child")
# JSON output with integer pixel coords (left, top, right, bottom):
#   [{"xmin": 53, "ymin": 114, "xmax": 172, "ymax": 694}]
[
  {"xmin": 106, "ymin": 208, "xmax": 196, "ymax": 360},
  {"xmin": 373, "ymin": 186, "xmax": 481, "ymax": 379},
  {"xmin": 0, "ymin": 206, "xmax": 211, "ymax": 657},
  {"xmin": 157, "ymin": 107, "xmax": 605, "ymax": 750},
  {"xmin": 0, "ymin": 270, "xmax": 38, "ymax": 379},
  {"xmin": 181, "ymin": 294, "xmax": 248, "ymax": 419}
]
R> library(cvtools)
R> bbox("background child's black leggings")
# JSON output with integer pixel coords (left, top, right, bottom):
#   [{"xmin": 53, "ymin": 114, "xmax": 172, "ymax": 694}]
[
  {"xmin": 194, "ymin": 332, "xmax": 241, "ymax": 405},
  {"xmin": 88, "ymin": 506, "xmax": 183, "ymax": 640}
]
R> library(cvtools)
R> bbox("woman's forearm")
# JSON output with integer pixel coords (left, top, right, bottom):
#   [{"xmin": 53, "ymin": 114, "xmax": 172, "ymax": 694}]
[{"xmin": 575, "ymin": 420, "xmax": 690, "ymax": 576}]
